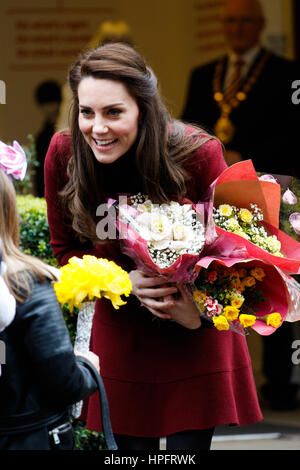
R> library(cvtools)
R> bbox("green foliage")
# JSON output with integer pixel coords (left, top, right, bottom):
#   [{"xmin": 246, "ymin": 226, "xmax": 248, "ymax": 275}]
[
  {"xmin": 16, "ymin": 193, "xmax": 106, "ymax": 450},
  {"xmin": 14, "ymin": 134, "xmax": 39, "ymax": 195},
  {"xmin": 16, "ymin": 195, "xmax": 57, "ymax": 266},
  {"xmin": 72, "ymin": 419, "xmax": 106, "ymax": 450}
]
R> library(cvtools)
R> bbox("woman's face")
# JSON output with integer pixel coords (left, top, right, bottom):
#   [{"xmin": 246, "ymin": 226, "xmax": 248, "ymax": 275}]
[{"xmin": 78, "ymin": 77, "xmax": 139, "ymax": 164}]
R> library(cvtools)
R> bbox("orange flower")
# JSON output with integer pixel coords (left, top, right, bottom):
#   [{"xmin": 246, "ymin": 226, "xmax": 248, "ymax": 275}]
[
  {"xmin": 242, "ymin": 276, "xmax": 256, "ymax": 288},
  {"xmin": 250, "ymin": 267, "xmax": 266, "ymax": 281}
]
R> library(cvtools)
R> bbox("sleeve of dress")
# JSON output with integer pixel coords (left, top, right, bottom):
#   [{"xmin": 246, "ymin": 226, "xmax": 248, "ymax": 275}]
[
  {"xmin": 17, "ymin": 280, "xmax": 98, "ymax": 408},
  {"xmin": 44, "ymin": 132, "xmax": 129, "ymax": 268},
  {"xmin": 186, "ymin": 134, "xmax": 227, "ymax": 199}
]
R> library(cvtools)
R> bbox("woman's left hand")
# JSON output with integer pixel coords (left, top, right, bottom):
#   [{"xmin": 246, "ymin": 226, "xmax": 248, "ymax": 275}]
[{"xmin": 162, "ymin": 283, "xmax": 201, "ymax": 330}]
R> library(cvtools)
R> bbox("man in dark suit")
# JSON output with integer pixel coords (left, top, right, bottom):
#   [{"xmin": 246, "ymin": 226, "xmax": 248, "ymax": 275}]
[
  {"xmin": 182, "ymin": 0, "xmax": 299, "ymax": 177},
  {"xmin": 182, "ymin": 0, "xmax": 300, "ymax": 410}
]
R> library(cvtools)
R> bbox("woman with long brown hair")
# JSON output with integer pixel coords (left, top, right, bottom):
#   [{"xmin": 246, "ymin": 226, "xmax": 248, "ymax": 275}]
[
  {"xmin": 45, "ymin": 42, "xmax": 262, "ymax": 450},
  {"xmin": 0, "ymin": 168, "xmax": 100, "ymax": 450}
]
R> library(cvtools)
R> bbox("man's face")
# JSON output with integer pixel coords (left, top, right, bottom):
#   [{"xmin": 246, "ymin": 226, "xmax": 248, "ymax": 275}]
[{"xmin": 221, "ymin": 0, "xmax": 265, "ymax": 54}]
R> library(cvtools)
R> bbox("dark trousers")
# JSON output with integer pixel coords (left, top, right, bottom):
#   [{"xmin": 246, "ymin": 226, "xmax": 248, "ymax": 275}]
[{"xmin": 114, "ymin": 427, "xmax": 215, "ymax": 451}]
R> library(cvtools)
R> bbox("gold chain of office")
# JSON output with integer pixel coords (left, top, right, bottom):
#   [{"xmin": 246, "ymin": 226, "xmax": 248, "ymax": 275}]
[{"xmin": 212, "ymin": 50, "xmax": 270, "ymax": 144}]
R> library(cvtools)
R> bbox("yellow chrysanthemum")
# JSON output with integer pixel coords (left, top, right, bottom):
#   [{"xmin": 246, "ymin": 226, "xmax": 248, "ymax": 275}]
[
  {"xmin": 219, "ymin": 204, "xmax": 233, "ymax": 217},
  {"xmin": 250, "ymin": 267, "xmax": 266, "ymax": 281},
  {"xmin": 54, "ymin": 255, "xmax": 132, "ymax": 312},
  {"xmin": 239, "ymin": 314, "xmax": 256, "ymax": 328},
  {"xmin": 238, "ymin": 208, "xmax": 253, "ymax": 223},
  {"xmin": 212, "ymin": 315, "xmax": 229, "ymax": 331},
  {"xmin": 266, "ymin": 312, "xmax": 282, "ymax": 328},
  {"xmin": 222, "ymin": 305, "xmax": 240, "ymax": 321}
]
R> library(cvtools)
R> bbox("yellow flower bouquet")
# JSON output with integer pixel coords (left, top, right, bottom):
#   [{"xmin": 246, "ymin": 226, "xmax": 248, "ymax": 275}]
[
  {"xmin": 54, "ymin": 255, "xmax": 132, "ymax": 418},
  {"xmin": 193, "ymin": 259, "xmax": 288, "ymax": 335},
  {"xmin": 54, "ymin": 255, "xmax": 132, "ymax": 312}
]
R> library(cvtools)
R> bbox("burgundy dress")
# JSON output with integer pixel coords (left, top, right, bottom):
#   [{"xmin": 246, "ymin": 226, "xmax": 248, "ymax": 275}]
[{"xmin": 44, "ymin": 130, "xmax": 262, "ymax": 437}]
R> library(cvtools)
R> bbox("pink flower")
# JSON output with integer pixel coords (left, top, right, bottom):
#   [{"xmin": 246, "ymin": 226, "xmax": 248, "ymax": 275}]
[
  {"xmin": 258, "ymin": 174, "xmax": 279, "ymax": 184},
  {"xmin": 204, "ymin": 296, "xmax": 214, "ymax": 307},
  {"xmin": 282, "ymin": 188, "xmax": 297, "ymax": 205},
  {"xmin": 289, "ymin": 213, "xmax": 300, "ymax": 235},
  {"xmin": 0, "ymin": 140, "xmax": 27, "ymax": 180},
  {"xmin": 205, "ymin": 300, "xmax": 223, "ymax": 317}
]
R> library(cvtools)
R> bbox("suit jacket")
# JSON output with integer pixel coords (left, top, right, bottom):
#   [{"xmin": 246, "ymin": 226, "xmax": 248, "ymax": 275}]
[{"xmin": 181, "ymin": 48, "xmax": 300, "ymax": 177}]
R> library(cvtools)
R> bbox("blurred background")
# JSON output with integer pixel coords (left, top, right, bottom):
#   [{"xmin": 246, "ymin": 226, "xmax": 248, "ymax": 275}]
[{"xmin": 0, "ymin": 0, "xmax": 297, "ymax": 143}]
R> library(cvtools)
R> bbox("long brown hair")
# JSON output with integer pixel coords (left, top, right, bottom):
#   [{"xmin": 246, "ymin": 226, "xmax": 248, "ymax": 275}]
[
  {"xmin": 61, "ymin": 42, "xmax": 211, "ymax": 243},
  {"xmin": 0, "ymin": 170, "xmax": 57, "ymax": 302}
]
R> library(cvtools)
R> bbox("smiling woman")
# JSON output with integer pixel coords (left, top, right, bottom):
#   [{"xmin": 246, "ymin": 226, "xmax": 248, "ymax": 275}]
[
  {"xmin": 44, "ymin": 42, "xmax": 262, "ymax": 451},
  {"xmin": 78, "ymin": 77, "xmax": 139, "ymax": 164}
]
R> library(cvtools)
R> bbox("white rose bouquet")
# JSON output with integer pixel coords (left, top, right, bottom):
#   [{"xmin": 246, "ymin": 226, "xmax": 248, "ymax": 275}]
[{"xmin": 111, "ymin": 194, "xmax": 206, "ymax": 283}]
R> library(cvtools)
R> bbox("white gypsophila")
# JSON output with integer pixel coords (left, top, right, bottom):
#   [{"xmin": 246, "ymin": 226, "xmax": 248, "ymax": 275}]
[{"xmin": 129, "ymin": 194, "xmax": 205, "ymax": 268}]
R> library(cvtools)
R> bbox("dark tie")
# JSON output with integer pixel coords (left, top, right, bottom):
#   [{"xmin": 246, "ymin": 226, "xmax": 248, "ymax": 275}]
[{"xmin": 224, "ymin": 58, "xmax": 244, "ymax": 102}]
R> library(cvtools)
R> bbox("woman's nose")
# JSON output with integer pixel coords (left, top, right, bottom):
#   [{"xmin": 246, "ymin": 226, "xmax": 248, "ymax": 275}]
[{"xmin": 93, "ymin": 116, "xmax": 109, "ymax": 133}]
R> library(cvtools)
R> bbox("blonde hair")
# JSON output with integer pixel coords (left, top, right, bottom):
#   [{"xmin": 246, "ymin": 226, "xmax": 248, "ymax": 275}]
[{"xmin": 0, "ymin": 170, "xmax": 57, "ymax": 303}]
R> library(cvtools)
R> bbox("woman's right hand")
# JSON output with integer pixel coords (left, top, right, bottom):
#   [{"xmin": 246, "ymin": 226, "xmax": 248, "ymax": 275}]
[
  {"xmin": 129, "ymin": 270, "xmax": 178, "ymax": 319},
  {"xmin": 74, "ymin": 349, "xmax": 100, "ymax": 374}
]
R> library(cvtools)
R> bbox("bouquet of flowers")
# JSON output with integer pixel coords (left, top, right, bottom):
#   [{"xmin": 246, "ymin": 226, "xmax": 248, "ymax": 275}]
[
  {"xmin": 54, "ymin": 255, "xmax": 132, "ymax": 314},
  {"xmin": 193, "ymin": 259, "xmax": 289, "ymax": 335},
  {"xmin": 205, "ymin": 160, "xmax": 300, "ymax": 275},
  {"xmin": 213, "ymin": 203, "xmax": 282, "ymax": 257},
  {"xmin": 110, "ymin": 193, "xmax": 207, "ymax": 283},
  {"xmin": 54, "ymin": 255, "xmax": 132, "ymax": 417}
]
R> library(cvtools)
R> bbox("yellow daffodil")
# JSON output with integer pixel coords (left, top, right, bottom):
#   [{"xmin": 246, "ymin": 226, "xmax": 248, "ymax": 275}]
[
  {"xmin": 212, "ymin": 315, "xmax": 229, "ymax": 331},
  {"xmin": 54, "ymin": 255, "xmax": 132, "ymax": 312},
  {"xmin": 239, "ymin": 314, "xmax": 256, "ymax": 328}
]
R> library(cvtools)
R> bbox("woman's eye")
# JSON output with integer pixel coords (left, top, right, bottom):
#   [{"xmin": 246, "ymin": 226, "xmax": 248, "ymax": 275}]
[
  {"xmin": 108, "ymin": 108, "xmax": 122, "ymax": 117},
  {"xmin": 80, "ymin": 108, "xmax": 93, "ymax": 116}
]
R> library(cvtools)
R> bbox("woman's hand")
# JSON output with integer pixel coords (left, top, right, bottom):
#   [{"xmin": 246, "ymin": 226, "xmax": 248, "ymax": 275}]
[
  {"xmin": 74, "ymin": 349, "xmax": 100, "ymax": 374},
  {"xmin": 129, "ymin": 270, "xmax": 178, "ymax": 320},
  {"xmin": 163, "ymin": 283, "xmax": 201, "ymax": 330}
]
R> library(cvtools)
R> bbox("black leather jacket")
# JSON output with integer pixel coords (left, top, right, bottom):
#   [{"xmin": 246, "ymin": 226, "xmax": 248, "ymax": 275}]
[{"xmin": 0, "ymin": 278, "xmax": 98, "ymax": 436}]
